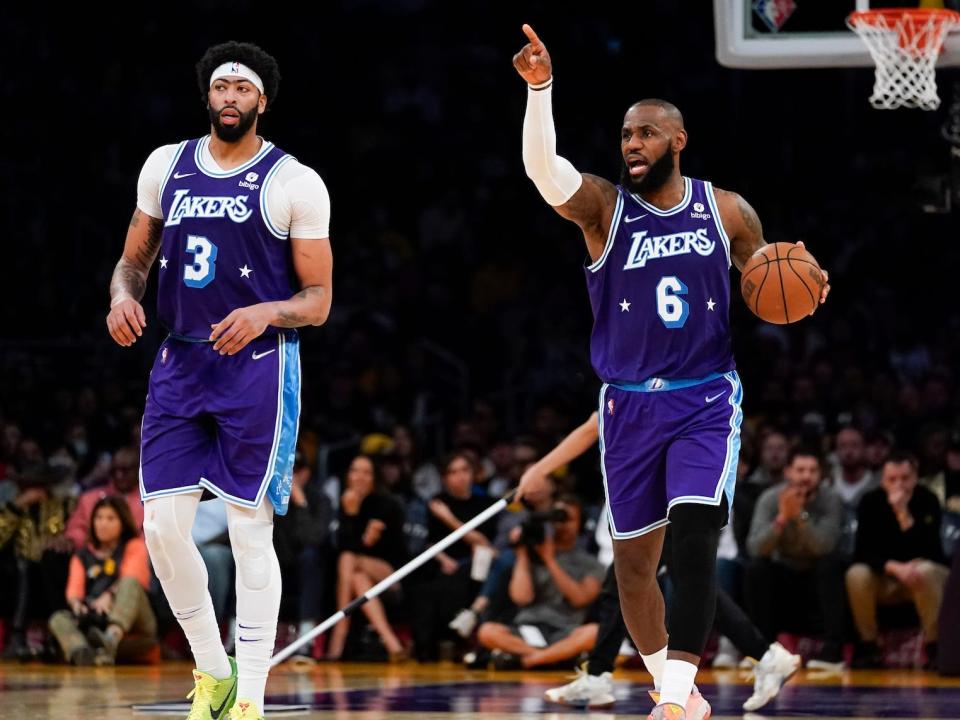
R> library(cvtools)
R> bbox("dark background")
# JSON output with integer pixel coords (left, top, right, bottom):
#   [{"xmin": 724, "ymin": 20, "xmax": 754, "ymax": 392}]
[{"xmin": 3, "ymin": 1, "xmax": 959, "ymax": 492}]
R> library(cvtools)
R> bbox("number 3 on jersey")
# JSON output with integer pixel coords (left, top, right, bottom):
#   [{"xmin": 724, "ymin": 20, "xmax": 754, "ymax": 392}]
[
  {"xmin": 183, "ymin": 235, "xmax": 218, "ymax": 288},
  {"xmin": 656, "ymin": 276, "xmax": 689, "ymax": 328}
]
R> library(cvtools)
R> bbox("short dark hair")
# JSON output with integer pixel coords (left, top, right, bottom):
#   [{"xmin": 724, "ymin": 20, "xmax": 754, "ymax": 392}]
[
  {"xmin": 89, "ymin": 495, "xmax": 139, "ymax": 549},
  {"xmin": 883, "ymin": 450, "xmax": 919, "ymax": 473},
  {"xmin": 196, "ymin": 41, "xmax": 281, "ymax": 110},
  {"xmin": 554, "ymin": 493, "xmax": 584, "ymax": 530},
  {"xmin": 788, "ymin": 445, "xmax": 822, "ymax": 468}
]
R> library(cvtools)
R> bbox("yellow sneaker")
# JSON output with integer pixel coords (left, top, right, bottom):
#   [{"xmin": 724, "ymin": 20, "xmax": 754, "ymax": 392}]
[
  {"xmin": 228, "ymin": 699, "xmax": 265, "ymax": 720},
  {"xmin": 186, "ymin": 657, "xmax": 238, "ymax": 720}
]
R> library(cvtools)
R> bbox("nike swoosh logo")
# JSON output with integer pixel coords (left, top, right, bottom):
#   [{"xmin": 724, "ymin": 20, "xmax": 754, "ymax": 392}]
[
  {"xmin": 705, "ymin": 392, "xmax": 727, "ymax": 403},
  {"xmin": 173, "ymin": 171, "xmax": 196, "ymax": 179},
  {"xmin": 623, "ymin": 214, "xmax": 648, "ymax": 223},
  {"xmin": 251, "ymin": 349, "xmax": 276, "ymax": 360},
  {"xmin": 209, "ymin": 678, "xmax": 236, "ymax": 720}
]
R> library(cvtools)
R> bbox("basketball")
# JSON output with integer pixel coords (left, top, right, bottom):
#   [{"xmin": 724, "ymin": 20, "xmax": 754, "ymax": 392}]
[{"xmin": 740, "ymin": 242, "xmax": 824, "ymax": 324}]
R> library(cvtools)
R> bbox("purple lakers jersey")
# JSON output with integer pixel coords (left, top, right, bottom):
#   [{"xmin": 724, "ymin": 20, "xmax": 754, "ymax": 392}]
[
  {"xmin": 158, "ymin": 137, "xmax": 297, "ymax": 339},
  {"xmin": 584, "ymin": 177, "xmax": 735, "ymax": 383}
]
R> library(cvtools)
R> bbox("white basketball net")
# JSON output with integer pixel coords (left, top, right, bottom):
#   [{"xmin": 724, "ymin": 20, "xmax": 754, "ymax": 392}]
[{"xmin": 848, "ymin": 10, "xmax": 960, "ymax": 111}]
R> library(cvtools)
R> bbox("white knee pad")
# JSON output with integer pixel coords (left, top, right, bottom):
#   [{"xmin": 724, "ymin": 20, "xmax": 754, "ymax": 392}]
[
  {"xmin": 143, "ymin": 493, "xmax": 203, "ymax": 584},
  {"xmin": 230, "ymin": 515, "xmax": 275, "ymax": 592}
]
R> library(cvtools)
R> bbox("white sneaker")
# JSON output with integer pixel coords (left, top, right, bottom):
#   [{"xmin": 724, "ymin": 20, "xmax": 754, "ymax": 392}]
[
  {"xmin": 711, "ymin": 636, "xmax": 740, "ymax": 669},
  {"xmin": 448, "ymin": 609, "xmax": 478, "ymax": 638},
  {"xmin": 647, "ymin": 688, "xmax": 711, "ymax": 720},
  {"xmin": 544, "ymin": 664, "xmax": 615, "ymax": 708},
  {"xmin": 742, "ymin": 642, "xmax": 801, "ymax": 711}
]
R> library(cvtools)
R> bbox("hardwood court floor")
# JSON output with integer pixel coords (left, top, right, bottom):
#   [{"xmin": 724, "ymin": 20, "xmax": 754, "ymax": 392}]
[{"xmin": 3, "ymin": 660, "xmax": 960, "ymax": 719}]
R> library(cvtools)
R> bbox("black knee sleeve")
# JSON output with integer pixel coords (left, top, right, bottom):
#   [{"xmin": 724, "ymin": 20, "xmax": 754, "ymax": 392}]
[{"xmin": 666, "ymin": 499, "xmax": 727, "ymax": 655}]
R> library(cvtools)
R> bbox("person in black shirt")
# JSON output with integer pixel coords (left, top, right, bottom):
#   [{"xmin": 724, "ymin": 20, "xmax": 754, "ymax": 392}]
[
  {"xmin": 845, "ymin": 452, "xmax": 948, "ymax": 669},
  {"xmin": 411, "ymin": 452, "xmax": 496, "ymax": 661},
  {"xmin": 327, "ymin": 455, "xmax": 408, "ymax": 660}
]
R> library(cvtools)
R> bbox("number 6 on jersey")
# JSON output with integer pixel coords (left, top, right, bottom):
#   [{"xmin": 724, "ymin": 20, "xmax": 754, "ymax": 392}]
[
  {"xmin": 183, "ymin": 234, "xmax": 218, "ymax": 288},
  {"xmin": 656, "ymin": 276, "xmax": 689, "ymax": 328}
]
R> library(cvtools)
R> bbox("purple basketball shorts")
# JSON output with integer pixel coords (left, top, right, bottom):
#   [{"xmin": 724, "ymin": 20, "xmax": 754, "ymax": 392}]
[
  {"xmin": 598, "ymin": 371, "xmax": 742, "ymax": 539},
  {"xmin": 139, "ymin": 331, "xmax": 300, "ymax": 515}
]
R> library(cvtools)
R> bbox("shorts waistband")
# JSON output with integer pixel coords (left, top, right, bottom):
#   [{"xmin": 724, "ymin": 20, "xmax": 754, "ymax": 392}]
[
  {"xmin": 165, "ymin": 329, "xmax": 299, "ymax": 344},
  {"xmin": 611, "ymin": 371, "xmax": 728, "ymax": 393}
]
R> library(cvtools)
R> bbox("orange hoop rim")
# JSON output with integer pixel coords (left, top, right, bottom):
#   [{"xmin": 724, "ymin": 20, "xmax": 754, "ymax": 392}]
[{"xmin": 847, "ymin": 8, "xmax": 960, "ymax": 31}]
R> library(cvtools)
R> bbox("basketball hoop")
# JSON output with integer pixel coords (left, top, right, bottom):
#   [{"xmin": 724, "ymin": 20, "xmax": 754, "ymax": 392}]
[{"xmin": 847, "ymin": 8, "xmax": 960, "ymax": 110}]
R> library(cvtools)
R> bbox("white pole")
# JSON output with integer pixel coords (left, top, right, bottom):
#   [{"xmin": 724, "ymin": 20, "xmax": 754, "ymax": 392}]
[{"xmin": 270, "ymin": 491, "xmax": 514, "ymax": 666}]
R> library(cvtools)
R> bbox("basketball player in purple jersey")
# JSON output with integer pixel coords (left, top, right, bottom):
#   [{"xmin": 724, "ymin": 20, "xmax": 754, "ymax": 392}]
[
  {"xmin": 513, "ymin": 25, "xmax": 828, "ymax": 720},
  {"xmin": 106, "ymin": 42, "xmax": 332, "ymax": 720}
]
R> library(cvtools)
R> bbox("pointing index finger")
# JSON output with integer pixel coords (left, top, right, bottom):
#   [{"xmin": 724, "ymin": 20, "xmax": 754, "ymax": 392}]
[{"xmin": 522, "ymin": 23, "xmax": 543, "ymax": 49}]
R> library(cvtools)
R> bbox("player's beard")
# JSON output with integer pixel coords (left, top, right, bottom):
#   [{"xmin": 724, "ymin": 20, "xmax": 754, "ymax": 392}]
[
  {"xmin": 208, "ymin": 104, "xmax": 259, "ymax": 142},
  {"xmin": 620, "ymin": 147, "xmax": 675, "ymax": 194}
]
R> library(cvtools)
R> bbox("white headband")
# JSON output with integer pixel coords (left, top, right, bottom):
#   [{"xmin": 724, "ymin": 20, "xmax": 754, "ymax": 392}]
[{"xmin": 209, "ymin": 61, "xmax": 264, "ymax": 94}]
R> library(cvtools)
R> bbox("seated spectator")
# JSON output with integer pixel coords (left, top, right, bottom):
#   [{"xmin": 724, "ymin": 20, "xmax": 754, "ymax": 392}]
[
  {"xmin": 65, "ymin": 447, "xmax": 142, "ymax": 550},
  {"xmin": 830, "ymin": 427, "xmax": 879, "ymax": 559},
  {"xmin": 48, "ymin": 496, "xmax": 156, "ymax": 665},
  {"xmin": 845, "ymin": 452, "xmax": 948, "ymax": 669},
  {"xmin": 274, "ymin": 452, "xmax": 333, "ymax": 661},
  {"xmin": 476, "ymin": 494, "xmax": 603, "ymax": 669},
  {"xmin": 327, "ymin": 454, "xmax": 408, "ymax": 661},
  {"xmin": 733, "ymin": 429, "xmax": 788, "ymax": 554},
  {"xmin": 410, "ymin": 452, "xmax": 497, "ymax": 662},
  {"xmin": 744, "ymin": 447, "xmax": 847, "ymax": 669},
  {"xmin": 0, "ymin": 460, "xmax": 75, "ymax": 660}
]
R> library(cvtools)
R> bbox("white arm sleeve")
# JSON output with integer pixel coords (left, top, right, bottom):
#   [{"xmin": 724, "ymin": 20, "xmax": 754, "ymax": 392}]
[
  {"xmin": 522, "ymin": 82, "xmax": 583, "ymax": 207},
  {"xmin": 136, "ymin": 144, "xmax": 178, "ymax": 219}
]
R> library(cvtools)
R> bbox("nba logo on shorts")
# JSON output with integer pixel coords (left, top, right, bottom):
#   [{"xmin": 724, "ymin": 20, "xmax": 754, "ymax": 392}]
[
  {"xmin": 161, "ymin": 347, "xmax": 168, "ymax": 364},
  {"xmin": 608, "ymin": 398, "xmax": 615, "ymax": 416}
]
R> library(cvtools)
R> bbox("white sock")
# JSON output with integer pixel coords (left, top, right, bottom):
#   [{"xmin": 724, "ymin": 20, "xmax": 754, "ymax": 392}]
[
  {"xmin": 235, "ymin": 617, "xmax": 278, "ymax": 713},
  {"xmin": 175, "ymin": 599, "xmax": 232, "ymax": 679},
  {"xmin": 658, "ymin": 658, "xmax": 698, "ymax": 708},
  {"xmin": 640, "ymin": 645, "xmax": 668, "ymax": 690}
]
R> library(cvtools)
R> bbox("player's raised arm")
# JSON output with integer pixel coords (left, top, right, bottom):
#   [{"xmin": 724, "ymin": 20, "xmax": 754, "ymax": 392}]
[
  {"xmin": 716, "ymin": 188, "xmax": 830, "ymax": 307},
  {"xmin": 514, "ymin": 24, "xmax": 616, "ymax": 259},
  {"xmin": 106, "ymin": 208, "xmax": 164, "ymax": 347}
]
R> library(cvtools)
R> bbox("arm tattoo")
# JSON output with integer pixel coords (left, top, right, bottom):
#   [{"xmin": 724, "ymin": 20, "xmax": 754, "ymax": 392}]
[
  {"xmin": 110, "ymin": 211, "xmax": 163, "ymax": 302},
  {"xmin": 132, "ymin": 213, "xmax": 164, "ymax": 269},
  {"xmin": 736, "ymin": 194, "xmax": 761, "ymax": 236},
  {"xmin": 110, "ymin": 258, "xmax": 147, "ymax": 301},
  {"xmin": 275, "ymin": 286, "xmax": 327, "ymax": 327}
]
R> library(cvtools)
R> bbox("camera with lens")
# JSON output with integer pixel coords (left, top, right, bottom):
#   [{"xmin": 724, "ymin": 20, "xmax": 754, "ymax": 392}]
[{"xmin": 512, "ymin": 507, "xmax": 569, "ymax": 547}]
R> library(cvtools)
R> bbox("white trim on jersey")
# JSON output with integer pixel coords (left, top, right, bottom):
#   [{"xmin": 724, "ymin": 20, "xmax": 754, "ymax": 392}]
[
  {"xmin": 664, "ymin": 371, "xmax": 742, "ymax": 513},
  {"xmin": 194, "ymin": 135, "xmax": 275, "ymax": 178},
  {"xmin": 630, "ymin": 176, "xmax": 692, "ymax": 216},
  {"xmin": 704, "ymin": 181, "xmax": 732, "ymax": 268},
  {"xmin": 260, "ymin": 154, "xmax": 295, "ymax": 239},
  {"xmin": 586, "ymin": 191, "xmax": 624, "ymax": 273},
  {"xmin": 157, "ymin": 141, "xmax": 188, "ymax": 213}
]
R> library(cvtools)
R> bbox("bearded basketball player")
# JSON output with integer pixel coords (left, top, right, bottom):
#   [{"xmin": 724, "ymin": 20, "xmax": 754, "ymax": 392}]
[
  {"xmin": 512, "ymin": 24, "xmax": 828, "ymax": 720},
  {"xmin": 106, "ymin": 41, "xmax": 332, "ymax": 720}
]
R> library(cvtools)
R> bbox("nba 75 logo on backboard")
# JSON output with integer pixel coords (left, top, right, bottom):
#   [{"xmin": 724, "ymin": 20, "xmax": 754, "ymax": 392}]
[{"xmin": 753, "ymin": 0, "xmax": 796, "ymax": 33}]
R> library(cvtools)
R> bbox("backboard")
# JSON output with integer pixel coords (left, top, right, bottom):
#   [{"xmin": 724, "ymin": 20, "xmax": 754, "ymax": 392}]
[{"xmin": 714, "ymin": 0, "xmax": 960, "ymax": 68}]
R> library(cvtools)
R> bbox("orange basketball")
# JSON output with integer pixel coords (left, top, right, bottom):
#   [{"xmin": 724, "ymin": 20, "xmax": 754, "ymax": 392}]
[{"xmin": 740, "ymin": 242, "xmax": 824, "ymax": 324}]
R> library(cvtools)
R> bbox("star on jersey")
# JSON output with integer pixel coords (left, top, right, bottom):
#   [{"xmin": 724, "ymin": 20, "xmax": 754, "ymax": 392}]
[
  {"xmin": 239, "ymin": 265, "xmax": 253, "ymax": 278},
  {"xmin": 619, "ymin": 299, "xmax": 631, "ymax": 312},
  {"xmin": 707, "ymin": 298, "xmax": 716, "ymax": 311},
  {"xmin": 159, "ymin": 256, "xmax": 168, "ymax": 269}
]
